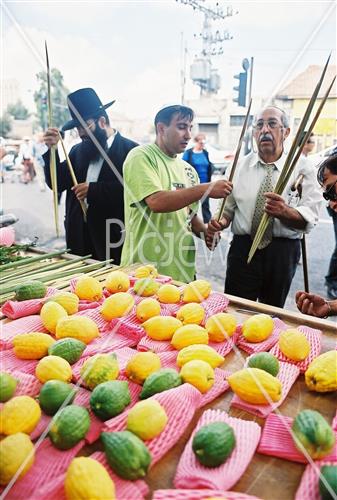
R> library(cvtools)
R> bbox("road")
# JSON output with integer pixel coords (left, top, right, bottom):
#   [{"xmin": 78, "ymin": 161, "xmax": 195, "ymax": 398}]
[{"xmin": 2, "ymin": 175, "xmax": 333, "ymax": 312}]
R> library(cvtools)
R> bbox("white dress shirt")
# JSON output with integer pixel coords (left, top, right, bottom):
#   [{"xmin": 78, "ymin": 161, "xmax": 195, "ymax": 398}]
[
  {"xmin": 221, "ymin": 151, "xmax": 322, "ymax": 239},
  {"xmin": 86, "ymin": 132, "xmax": 115, "ymax": 184},
  {"xmin": 84, "ymin": 132, "xmax": 115, "ymax": 207}
]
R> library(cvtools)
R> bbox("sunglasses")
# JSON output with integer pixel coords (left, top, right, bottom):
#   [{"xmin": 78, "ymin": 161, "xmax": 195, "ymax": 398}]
[{"xmin": 323, "ymin": 180, "xmax": 337, "ymax": 201}]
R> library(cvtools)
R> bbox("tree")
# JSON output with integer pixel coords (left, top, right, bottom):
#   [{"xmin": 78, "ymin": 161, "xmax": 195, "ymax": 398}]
[
  {"xmin": 34, "ymin": 68, "xmax": 70, "ymax": 130},
  {"xmin": 6, "ymin": 100, "xmax": 30, "ymax": 120},
  {"xmin": 0, "ymin": 114, "xmax": 12, "ymax": 138}
]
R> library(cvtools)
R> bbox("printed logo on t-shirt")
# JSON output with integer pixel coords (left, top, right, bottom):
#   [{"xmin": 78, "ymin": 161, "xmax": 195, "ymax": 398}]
[
  {"xmin": 184, "ymin": 165, "xmax": 198, "ymax": 186},
  {"xmin": 172, "ymin": 182, "xmax": 185, "ymax": 190}
]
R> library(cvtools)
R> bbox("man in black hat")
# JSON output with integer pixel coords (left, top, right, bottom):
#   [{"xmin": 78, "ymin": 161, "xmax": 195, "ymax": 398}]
[{"xmin": 43, "ymin": 88, "xmax": 137, "ymax": 263}]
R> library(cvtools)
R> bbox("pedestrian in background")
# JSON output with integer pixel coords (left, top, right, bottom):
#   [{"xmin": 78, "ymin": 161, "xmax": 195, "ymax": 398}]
[
  {"xmin": 18, "ymin": 137, "xmax": 36, "ymax": 184},
  {"xmin": 183, "ymin": 133, "xmax": 214, "ymax": 223},
  {"xmin": 296, "ymin": 153, "xmax": 337, "ymax": 317}
]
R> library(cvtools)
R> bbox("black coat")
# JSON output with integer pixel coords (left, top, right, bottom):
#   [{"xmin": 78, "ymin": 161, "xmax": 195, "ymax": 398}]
[{"xmin": 43, "ymin": 132, "xmax": 137, "ymax": 263}]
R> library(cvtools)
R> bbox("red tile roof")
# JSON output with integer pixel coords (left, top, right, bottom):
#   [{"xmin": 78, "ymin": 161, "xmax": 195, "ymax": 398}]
[{"xmin": 277, "ymin": 65, "xmax": 336, "ymax": 99}]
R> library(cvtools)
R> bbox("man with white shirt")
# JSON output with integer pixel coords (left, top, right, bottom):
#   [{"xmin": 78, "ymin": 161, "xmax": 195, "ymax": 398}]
[
  {"xmin": 43, "ymin": 88, "xmax": 137, "ymax": 263},
  {"xmin": 206, "ymin": 106, "xmax": 322, "ymax": 307}
]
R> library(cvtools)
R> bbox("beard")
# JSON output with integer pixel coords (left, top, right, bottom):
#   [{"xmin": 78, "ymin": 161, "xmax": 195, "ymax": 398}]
[{"xmin": 79, "ymin": 125, "xmax": 108, "ymax": 164}]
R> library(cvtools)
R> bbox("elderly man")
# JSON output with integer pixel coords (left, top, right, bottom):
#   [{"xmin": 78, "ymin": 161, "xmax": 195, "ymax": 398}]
[
  {"xmin": 296, "ymin": 153, "xmax": 337, "ymax": 318},
  {"xmin": 121, "ymin": 104, "xmax": 232, "ymax": 283},
  {"xmin": 207, "ymin": 106, "xmax": 322, "ymax": 307},
  {"xmin": 43, "ymin": 88, "xmax": 137, "ymax": 263}
]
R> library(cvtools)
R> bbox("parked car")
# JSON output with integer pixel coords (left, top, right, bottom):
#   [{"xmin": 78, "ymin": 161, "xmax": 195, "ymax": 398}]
[{"xmin": 309, "ymin": 144, "xmax": 337, "ymax": 166}]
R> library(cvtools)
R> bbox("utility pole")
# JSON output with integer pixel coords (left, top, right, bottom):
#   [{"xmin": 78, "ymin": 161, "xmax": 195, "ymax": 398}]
[{"xmin": 180, "ymin": 32, "xmax": 187, "ymax": 104}]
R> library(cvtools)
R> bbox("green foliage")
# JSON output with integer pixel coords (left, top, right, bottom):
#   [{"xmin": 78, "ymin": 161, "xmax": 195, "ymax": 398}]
[
  {"xmin": 0, "ymin": 114, "xmax": 12, "ymax": 138},
  {"xmin": 6, "ymin": 100, "xmax": 30, "ymax": 120},
  {"xmin": 34, "ymin": 68, "xmax": 70, "ymax": 130}
]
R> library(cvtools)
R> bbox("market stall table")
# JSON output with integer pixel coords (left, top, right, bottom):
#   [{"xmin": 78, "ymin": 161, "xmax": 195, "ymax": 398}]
[{"xmin": 1, "ymin": 255, "xmax": 336, "ymax": 500}]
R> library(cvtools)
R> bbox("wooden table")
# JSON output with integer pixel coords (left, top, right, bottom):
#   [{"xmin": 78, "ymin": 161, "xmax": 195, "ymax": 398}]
[
  {"xmin": 1, "ymin": 258, "xmax": 336, "ymax": 499},
  {"xmin": 145, "ymin": 295, "xmax": 336, "ymax": 500}
]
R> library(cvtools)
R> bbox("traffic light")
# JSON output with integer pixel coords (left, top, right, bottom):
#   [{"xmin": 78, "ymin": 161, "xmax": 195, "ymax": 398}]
[
  {"xmin": 233, "ymin": 71, "xmax": 247, "ymax": 107},
  {"xmin": 41, "ymin": 94, "xmax": 47, "ymax": 109}
]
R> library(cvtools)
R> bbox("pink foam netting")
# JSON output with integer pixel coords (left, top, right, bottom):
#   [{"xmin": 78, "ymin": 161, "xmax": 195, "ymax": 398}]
[
  {"xmin": 237, "ymin": 317, "xmax": 286, "ymax": 354},
  {"xmin": 137, "ymin": 335, "xmax": 175, "ymax": 353},
  {"xmin": 174, "ymin": 409, "xmax": 261, "ymax": 491},
  {"xmin": 269, "ymin": 325, "xmax": 322, "ymax": 373},
  {"xmin": 82, "ymin": 332, "xmax": 136, "ymax": 357},
  {"xmin": 295, "ymin": 459, "xmax": 337, "ymax": 500},
  {"xmin": 12, "ymin": 370, "xmax": 42, "ymax": 397},
  {"xmin": 153, "ymin": 490, "xmax": 262, "ymax": 500},
  {"xmin": 332, "ymin": 410, "xmax": 337, "ymax": 431},
  {"xmin": 1, "ymin": 287, "xmax": 58, "ymax": 320},
  {"xmin": 230, "ymin": 361, "xmax": 300, "ymax": 418},
  {"xmin": 102, "ymin": 383, "xmax": 202, "ymax": 466},
  {"xmin": 75, "ymin": 308, "xmax": 110, "ymax": 332},
  {"xmin": 0, "ymin": 315, "xmax": 48, "ymax": 350},
  {"xmin": 162, "ymin": 291, "xmax": 230, "ymax": 318},
  {"xmin": 257, "ymin": 413, "xmax": 337, "ymax": 463},
  {"xmin": 197, "ymin": 369, "xmax": 231, "ymax": 408},
  {"xmin": 1, "ymin": 349, "xmax": 38, "ymax": 374},
  {"xmin": 0, "ymin": 438, "xmax": 84, "ymax": 499},
  {"xmin": 137, "ymin": 332, "xmax": 239, "ymax": 357}
]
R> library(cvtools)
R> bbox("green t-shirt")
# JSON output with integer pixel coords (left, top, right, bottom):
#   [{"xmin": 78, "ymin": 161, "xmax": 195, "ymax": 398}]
[{"xmin": 121, "ymin": 144, "xmax": 199, "ymax": 282}]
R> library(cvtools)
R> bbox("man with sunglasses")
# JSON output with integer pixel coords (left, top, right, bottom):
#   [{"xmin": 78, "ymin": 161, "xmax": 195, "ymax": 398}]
[
  {"xmin": 43, "ymin": 88, "xmax": 137, "ymax": 263},
  {"xmin": 296, "ymin": 153, "xmax": 337, "ymax": 318},
  {"xmin": 206, "ymin": 106, "xmax": 322, "ymax": 307}
]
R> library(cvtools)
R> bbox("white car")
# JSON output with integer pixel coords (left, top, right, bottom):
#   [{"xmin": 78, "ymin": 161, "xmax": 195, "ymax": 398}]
[{"xmin": 309, "ymin": 145, "xmax": 337, "ymax": 166}]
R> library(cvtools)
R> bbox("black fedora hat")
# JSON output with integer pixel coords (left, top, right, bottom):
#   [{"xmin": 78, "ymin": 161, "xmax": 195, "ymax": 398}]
[{"xmin": 62, "ymin": 88, "xmax": 115, "ymax": 131}]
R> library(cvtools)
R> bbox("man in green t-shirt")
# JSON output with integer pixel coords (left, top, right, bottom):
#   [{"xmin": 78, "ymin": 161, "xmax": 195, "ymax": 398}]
[{"xmin": 121, "ymin": 105, "xmax": 233, "ymax": 282}]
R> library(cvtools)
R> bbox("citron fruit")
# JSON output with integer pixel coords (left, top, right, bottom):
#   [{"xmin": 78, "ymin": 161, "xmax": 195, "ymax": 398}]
[
  {"xmin": 142, "ymin": 316, "xmax": 182, "ymax": 341},
  {"xmin": 46, "ymin": 292, "xmax": 79, "ymax": 315},
  {"xmin": 105, "ymin": 270, "xmax": 130, "ymax": 293},
  {"xmin": 0, "ymin": 372, "xmax": 17, "ymax": 402},
  {"xmin": 176, "ymin": 344, "xmax": 224, "ymax": 368},
  {"xmin": 126, "ymin": 399, "xmax": 168, "ymax": 440},
  {"xmin": 205, "ymin": 313, "xmax": 237, "ymax": 342},
  {"xmin": 40, "ymin": 301, "xmax": 68, "ymax": 334},
  {"xmin": 0, "ymin": 433, "xmax": 35, "ymax": 485},
  {"xmin": 100, "ymin": 292, "xmax": 135, "ymax": 320},
  {"xmin": 182, "ymin": 280, "xmax": 211, "ymax": 303},
  {"xmin": 176, "ymin": 303, "xmax": 205, "ymax": 325},
  {"xmin": 13, "ymin": 332, "xmax": 56, "ymax": 359},
  {"xmin": 242, "ymin": 314, "xmax": 274, "ymax": 343},
  {"xmin": 227, "ymin": 368, "xmax": 282, "ymax": 404},
  {"xmin": 247, "ymin": 352, "xmax": 280, "ymax": 376},
  {"xmin": 134, "ymin": 264, "xmax": 158, "ymax": 278},
  {"xmin": 180, "ymin": 359, "xmax": 215, "ymax": 393},
  {"xmin": 134, "ymin": 278, "xmax": 160, "ymax": 297},
  {"xmin": 279, "ymin": 329, "xmax": 310, "ymax": 361},
  {"xmin": 136, "ymin": 298, "xmax": 161, "ymax": 323},
  {"xmin": 171, "ymin": 324, "xmax": 209, "ymax": 350},
  {"xmin": 56, "ymin": 316, "xmax": 99, "ymax": 344},
  {"xmin": 35, "ymin": 355, "xmax": 73, "ymax": 383},
  {"xmin": 74, "ymin": 276, "xmax": 103, "ymax": 301},
  {"xmin": 65, "ymin": 457, "xmax": 116, "ymax": 500},
  {"xmin": 157, "ymin": 284, "xmax": 181, "ymax": 304},
  {"xmin": 80, "ymin": 353, "xmax": 119, "ymax": 390},
  {"xmin": 0, "ymin": 395, "xmax": 41, "ymax": 435},
  {"xmin": 125, "ymin": 352, "xmax": 161, "ymax": 384}
]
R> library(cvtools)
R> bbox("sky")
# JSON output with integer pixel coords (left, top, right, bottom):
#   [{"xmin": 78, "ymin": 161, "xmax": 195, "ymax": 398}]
[{"xmin": 2, "ymin": 0, "xmax": 336, "ymax": 120}]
